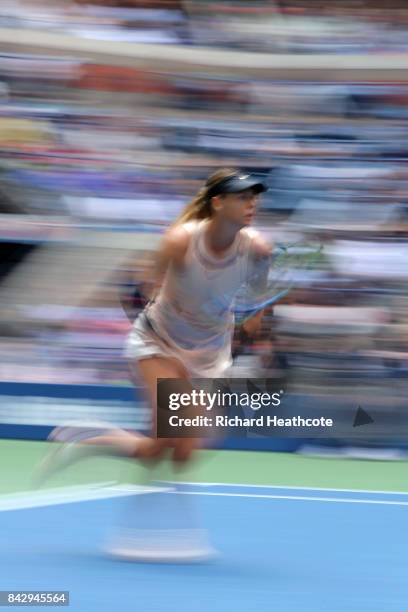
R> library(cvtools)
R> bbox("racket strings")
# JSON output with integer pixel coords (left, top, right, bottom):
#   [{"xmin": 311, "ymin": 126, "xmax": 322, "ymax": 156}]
[{"xmin": 234, "ymin": 242, "xmax": 323, "ymax": 321}]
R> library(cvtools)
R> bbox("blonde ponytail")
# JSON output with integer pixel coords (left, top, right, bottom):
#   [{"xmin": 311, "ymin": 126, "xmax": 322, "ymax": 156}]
[{"xmin": 173, "ymin": 168, "xmax": 238, "ymax": 226}]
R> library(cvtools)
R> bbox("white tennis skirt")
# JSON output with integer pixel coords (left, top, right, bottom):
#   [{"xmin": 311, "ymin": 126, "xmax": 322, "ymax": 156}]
[{"xmin": 125, "ymin": 312, "xmax": 232, "ymax": 379}]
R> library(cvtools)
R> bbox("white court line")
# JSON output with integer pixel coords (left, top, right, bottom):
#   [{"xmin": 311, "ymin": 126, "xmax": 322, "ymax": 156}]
[
  {"xmin": 108, "ymin": 484, "xmax": 174, "ymax": 493},
  {"xmin": 161, "ymin": 481, "xmax": 408, "ymax": 497},
  {"xmin": 175, "ymin": 491, "xmax": 408, "ymax": 506},
  {"xmin": 3, "ymin": 482, "xmax": 407, "ymax": 512},
  {"xmin": 0, "ymin": 482, "xmax": 168, "ymax": 512},
  {"xmin": 108, "ymin": 483, "xmax": 408, "ymax": 506}
]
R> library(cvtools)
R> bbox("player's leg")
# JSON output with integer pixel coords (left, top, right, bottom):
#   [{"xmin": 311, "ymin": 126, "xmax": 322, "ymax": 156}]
[
  {"xmin": 54, "ymin": 354, "xmax": 195, "ymax": 462},
  {"xmin": 35, "ymin": 356, "xmax": 186, "ymax": 485},
  {"xmin": 135, "ymin": 356, "xmax": 200, "ymax": 465},
  {"xmin": 33, "ymin": 423, "xmax": 148, "ymax": 487}
]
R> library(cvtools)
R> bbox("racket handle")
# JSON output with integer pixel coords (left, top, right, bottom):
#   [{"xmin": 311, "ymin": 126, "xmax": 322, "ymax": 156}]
[
  {"xmin": 119, "ymin": 284, "xmax": 149, "ymax": 323},
  {"xmin": 242, "ymin": 309, "xmax": 264, "ymax": 337}
]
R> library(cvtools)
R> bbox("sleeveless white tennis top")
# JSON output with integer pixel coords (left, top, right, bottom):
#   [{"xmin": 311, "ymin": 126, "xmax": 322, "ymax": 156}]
[{"xmin": 144, "ymin": 219, "xmax": 257, "ymax": 377}]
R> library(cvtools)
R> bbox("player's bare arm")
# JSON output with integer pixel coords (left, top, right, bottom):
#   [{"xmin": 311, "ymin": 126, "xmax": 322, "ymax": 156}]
[{"xmin": 142, "ymin": 225, "xmax": 190, "ymax": 301}]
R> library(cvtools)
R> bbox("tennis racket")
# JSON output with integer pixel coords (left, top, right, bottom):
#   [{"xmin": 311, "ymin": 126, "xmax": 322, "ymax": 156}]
[{"xmin": 234, "ymin": 241, "xmax": 324, "ymax": 323}]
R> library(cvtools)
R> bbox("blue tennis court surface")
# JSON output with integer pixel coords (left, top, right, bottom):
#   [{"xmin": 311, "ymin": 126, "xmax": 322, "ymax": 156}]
[{"xmin": 0, "ymin": 483, "xmax": 407, "ymax": 612}]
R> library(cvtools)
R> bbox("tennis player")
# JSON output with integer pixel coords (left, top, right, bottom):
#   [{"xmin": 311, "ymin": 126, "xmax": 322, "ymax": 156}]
[{"xmin": 39, "ymin": 168, "xmax": 272, "ymax": 560}]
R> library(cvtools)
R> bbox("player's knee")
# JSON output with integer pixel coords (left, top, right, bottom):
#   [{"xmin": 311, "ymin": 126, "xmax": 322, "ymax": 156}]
[
  {"xmin": 172, "ymin": 442, "xmax": 194, "ymax": 465},
  {"xmin": 137, "ymin": 438, "xmax": 166, "ymax": 461},
  {"xmin": 173, "ymin": 437, "xmax": 199, "ymax": 465}
]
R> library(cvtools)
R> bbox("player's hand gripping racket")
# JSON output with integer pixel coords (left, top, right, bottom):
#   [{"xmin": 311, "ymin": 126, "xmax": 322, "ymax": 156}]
[{"xmin": 234, "ymin": 241, "xmax": 323, "ymax": 323}]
